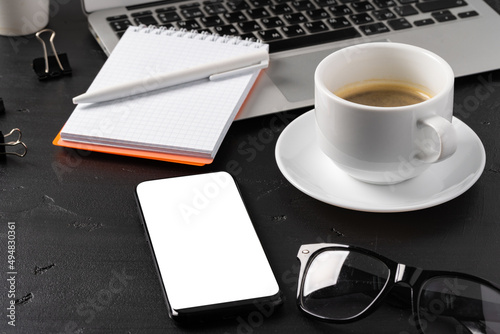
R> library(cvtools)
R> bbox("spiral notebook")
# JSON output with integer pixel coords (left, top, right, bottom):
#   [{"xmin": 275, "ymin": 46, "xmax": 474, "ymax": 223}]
[{"xmin": 54, "ymin": 26, "xmax": 268, "ymax": 165}]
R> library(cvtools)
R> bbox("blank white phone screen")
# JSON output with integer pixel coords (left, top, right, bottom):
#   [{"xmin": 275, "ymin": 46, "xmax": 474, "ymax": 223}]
[{"xmin": 137, "ymin": 171, "xmax": 280, "ymax": 312}]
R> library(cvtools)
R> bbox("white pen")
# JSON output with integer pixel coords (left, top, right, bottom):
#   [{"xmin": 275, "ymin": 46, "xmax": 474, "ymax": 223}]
[{"xmin": 72, "ymin": 49, "xmax": 269, "ymax": 104}]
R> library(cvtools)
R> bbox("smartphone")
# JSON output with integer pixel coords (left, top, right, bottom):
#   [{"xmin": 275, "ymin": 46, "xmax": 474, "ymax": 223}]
[{"xmin": 136, "ymin": 171, "xmax": 282, "ymax": 322}]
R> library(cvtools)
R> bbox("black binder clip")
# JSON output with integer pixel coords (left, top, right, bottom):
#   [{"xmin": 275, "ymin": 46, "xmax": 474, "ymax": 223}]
[
  {"xmin": 33, "ymin": 29, "xmax": 72, "ymax": 81},
  {"xmin": 1, "ymin": 129, "xmax": 27, "ymax": 162}
]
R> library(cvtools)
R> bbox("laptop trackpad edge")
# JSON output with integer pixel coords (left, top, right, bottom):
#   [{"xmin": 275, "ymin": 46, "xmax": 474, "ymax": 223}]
[{"xmin": 266, "ymin": 49, "xmax": 338, "ymax": 103}]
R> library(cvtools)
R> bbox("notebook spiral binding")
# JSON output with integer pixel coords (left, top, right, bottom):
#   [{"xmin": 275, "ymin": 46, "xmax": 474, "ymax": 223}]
[{"xmin": 133, "ymin": 25, "xmax": 264, "ymax": 48}]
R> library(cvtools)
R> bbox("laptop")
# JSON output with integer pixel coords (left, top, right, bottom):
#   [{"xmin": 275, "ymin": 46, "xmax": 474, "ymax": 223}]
[{"xmin": 81, "ymin": 0, "xmax": 500, "ymax": 119}]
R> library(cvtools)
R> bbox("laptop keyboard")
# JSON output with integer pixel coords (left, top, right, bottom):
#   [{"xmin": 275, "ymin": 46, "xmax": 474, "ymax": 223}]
[{"xmin": 107, "ymin": 0, "xmax": 477, "ymax": 52}]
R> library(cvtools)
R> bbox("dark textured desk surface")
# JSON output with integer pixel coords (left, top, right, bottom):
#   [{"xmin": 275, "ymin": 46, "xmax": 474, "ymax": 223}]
[{"xmin": 1, "ymin": 1, "xmax": 499, "ymax": 333}]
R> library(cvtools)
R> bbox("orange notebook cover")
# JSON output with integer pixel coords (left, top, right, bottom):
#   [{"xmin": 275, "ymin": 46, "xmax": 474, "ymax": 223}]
[{"xmin": 53, "ymin": 132, "xmax": 212, "ymax": 166}]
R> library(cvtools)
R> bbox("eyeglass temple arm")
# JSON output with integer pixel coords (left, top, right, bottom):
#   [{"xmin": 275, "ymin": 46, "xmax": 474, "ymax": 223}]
[{"xmin": 393, "ymin": 267, "xmax": 500, "ymax": 333}]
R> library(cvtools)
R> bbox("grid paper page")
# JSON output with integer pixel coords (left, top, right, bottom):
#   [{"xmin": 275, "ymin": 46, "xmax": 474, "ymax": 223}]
[{"xmin": 61, "ymin": 26, "xmax": 268, "ymax": 159}]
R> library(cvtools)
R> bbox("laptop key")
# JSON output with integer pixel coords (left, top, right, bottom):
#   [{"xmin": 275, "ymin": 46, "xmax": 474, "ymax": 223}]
[
  {"xmin": 330, "ymin": 5, "xmax": 353, "ymax": 16},
  {"xmin": 373, "ymin": 0, "xmax": 397, "ymax": 8},
  {"xmin": 156, "ymin": 6, "xmax": 176, "ymax": 13},
  {"xmin": 180, "ymin": 3, "xmax": 201, "ymax": 8},
  {"xmin": 315, "ymin": 0, "xmax": 338, "ymax": 6},
  {"xmin": 394, "ymin": 5, "xmax": 418, "ymax": 16},
  {"xmin": 414, "ymin": 18, "xmax": 435, "ymax": 25},
  {"xmin": 107, "ymin": 15, "xmax": 128, "ymax": 21},
  {"xmin": 177, "ymin": 19, "xmax": 202, "ymax": 30},
  {"xmin": 434, "ymin": 14, "xmax": 457, "ymax": 21},
  {"xmin": 181, "ymin": 7, "xmax": 204, "ymax": 19},
  {"xmin": 214, "ymin": 24, "xmax": 239, "ymax": 35},
  {"xmin": 372, "ymin": 8, "xmax": 396, "ymax": 20},
  {"xmin": 131, "ymin": 11, "xmax": 153, "ymax": 17},
  {"xmin": 283, "ymin": 13, "xmax": 308, "ymax": 24},
  {"xmin": 205, "ymin": 3, "xmax": 227, "ymax": 15},
  {"xmin": 256, "ymin": 29, "xmax": 283, "ymax": 41},
  {"xmin": 227, "ymin": 0, "xmax": 250, "ymax": 11},
  {"xmin": 282, "ymin": 24, "xmax": 307, "ymax": 37},
  {"xmin": 251, "ymin": 0, "xmax": 273, "ymax": 7},
  {"xmin": 350, "ymin": 13, "xmax": 374, "ymax": 24},
  {"xmin": 261, "ymin": 17, "xmax": 286, "ymax": 28},
  {"xmin": 416, "ymin": 0, "xmax": 467, "ymax": 13},
  {"xmin": 158, "ymin": 11, "xmax": 181, "ymax": 23},
  {"xmin": 134, "ymin": 16, "xmax": 158, "ymax": 26},
  {"xmin": 291, "ymin": 0, "xmax": 317, "ymax": 10},
  {"xmin": 306, "ymin": 8, "xmax": 331, "ymax": 20},
  {"xmin": 109, "ymin": 20, "xmax": 133, "ymax": 32},
  {"xmin": 304, "ymin": 21, "xmax": 329, "ymax": 32},
  {"xmin": 268, "ymin": 27, "xmax": 360, "ymax": 52},
  {"xmin": 388, "ymin": 17, "xmax": 412, "ymax": 29},
  {"xmin": 351, "ymin": 1, "xmax": 375, "ymax": 12},
  {"xmin": 223, "ymin": 12, "xmax": 248, "ymax": 22},
  {"xmin": 270, "ymin": 4, "xmax": 294, "ymax": 14},
  {"xmin": 326, "ymin": 17, "xmax": 352, "ymax": 28},
  {"xmin": 238, "ymin": 21, "xmax": 263, "ymax": 32},
  {"xmin": 458, "ymin": 10, "xmax": 478, "ymax": 18},
  {"xmin": 432, "ymin": 10, "xmax": 457, "ymax": 21},
  {"xmin": 360, "ymin": 22, "xmax": 390, "ymax": 34},
  {"xmin": 247, "ymin": 8, "xmax": 271, "ymax": 19},
  {"xmin": 200, "ymin": 15, "xmax": 223, "ymax": 27}
]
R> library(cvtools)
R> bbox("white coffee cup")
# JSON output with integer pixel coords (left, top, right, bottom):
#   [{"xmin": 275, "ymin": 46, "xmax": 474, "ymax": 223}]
[
  {"xmin": 0, "ymin": 0, "xmax": 49, "ymax": 36},
  {"xmin": 315, "ymin": 42, "xmax": 457, "ymax": 185}
]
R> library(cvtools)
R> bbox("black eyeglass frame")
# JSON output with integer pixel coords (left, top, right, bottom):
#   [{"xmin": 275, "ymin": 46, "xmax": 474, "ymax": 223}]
[{"xmin": 296, "ymin": 243, "xmax": 500, "ymax": 330}]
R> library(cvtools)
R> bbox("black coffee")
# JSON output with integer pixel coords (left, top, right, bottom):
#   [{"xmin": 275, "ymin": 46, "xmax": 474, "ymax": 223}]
[{"xmin": 335, "ymin": 80, "xmax": 433, "ymax": 107}]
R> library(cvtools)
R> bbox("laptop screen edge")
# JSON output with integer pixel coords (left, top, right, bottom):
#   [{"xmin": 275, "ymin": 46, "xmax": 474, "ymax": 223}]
[{"xmin": 82, "ymin": 0, "xmax": 154, "ymax": 13}]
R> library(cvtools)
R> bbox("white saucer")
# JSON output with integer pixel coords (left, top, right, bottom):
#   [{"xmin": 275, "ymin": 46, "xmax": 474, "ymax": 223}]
[{"xmin": 275, "ymin": 110, "xmax": 486, "ymax": 213}]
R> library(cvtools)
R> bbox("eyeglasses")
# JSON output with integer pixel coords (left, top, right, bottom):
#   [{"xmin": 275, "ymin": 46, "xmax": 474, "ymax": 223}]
[{"xmin": 296, "ymin": 243, "xmax": 500, "ymax": 334}]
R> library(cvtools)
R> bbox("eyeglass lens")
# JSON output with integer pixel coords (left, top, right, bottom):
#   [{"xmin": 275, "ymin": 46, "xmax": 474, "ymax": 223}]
[
  {"xmin": 301, "ymin": 249, "xmax": 390, "ymax": 320},
  {"xmin": 418, "ymin": 277, "xmax": 500, "ymax": 334}
]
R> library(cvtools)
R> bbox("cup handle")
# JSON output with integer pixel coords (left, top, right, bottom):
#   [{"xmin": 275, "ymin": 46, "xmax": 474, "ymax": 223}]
[{"xmin": 416, "ymin": 116, "xmax": 457, "ymax": 163}]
